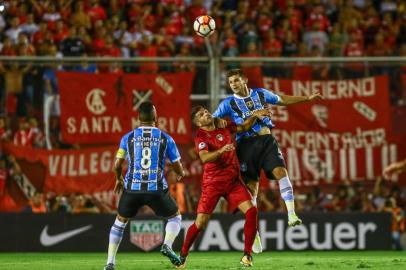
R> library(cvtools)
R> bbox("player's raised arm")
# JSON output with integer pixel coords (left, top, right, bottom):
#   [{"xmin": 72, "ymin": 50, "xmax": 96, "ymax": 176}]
[
  {"xmin": 277, "ymin": 92, "xmax": 323, "ymax": 106},
  {"xmin": 198, "ymin": 144, "xmax": 235, "ymax": 164},
  {"xmin": 237, "ymin": 108, "xmax": 272, "ymax": 133}
]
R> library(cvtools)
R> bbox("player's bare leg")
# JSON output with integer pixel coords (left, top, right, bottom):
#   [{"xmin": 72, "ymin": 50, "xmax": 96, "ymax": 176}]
[
  {"xmin": 273, "ymin": 167, "xmax": 302, "ymax": 227},
  {"xmin": 177, "ymin": 214, "xmax": 210, "ymax": 269},
  {"xmin": 161, "ymin": 211, "xmax": 182, "ymax": 267},
  {"xmin": 245, "ymin": 180, "xmax": 262, "ymax": 254},
  {"xmin": 104, "ymin": 215, "xmax": 129, "ymax": 270},
  {"xmin": 238, "ymin": 200, "xmax": 258, "ymax": 267}
]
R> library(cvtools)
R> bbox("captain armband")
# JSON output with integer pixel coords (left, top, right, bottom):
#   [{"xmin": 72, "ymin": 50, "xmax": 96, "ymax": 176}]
[{"xmin": 116, "ymin": 148, "xmax": 126, "ymax": 159}]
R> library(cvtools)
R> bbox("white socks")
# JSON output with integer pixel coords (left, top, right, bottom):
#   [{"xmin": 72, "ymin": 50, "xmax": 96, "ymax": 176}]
[
  {"xmin": 163, "ymin": 214, "xmax": 182, "ymax": 248},
  {"xmin": 107, "ymin": 218, "xmax": 127, "ymax": 265},
  {"xmin": 279, "ymin": 176, "xmax": 295, "ymax": 215}
]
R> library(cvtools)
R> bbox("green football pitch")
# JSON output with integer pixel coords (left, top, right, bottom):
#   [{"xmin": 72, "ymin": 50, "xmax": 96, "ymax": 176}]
[{"xmin": 0, "ymin": 251, "xmax": 405, "ymax": 270}]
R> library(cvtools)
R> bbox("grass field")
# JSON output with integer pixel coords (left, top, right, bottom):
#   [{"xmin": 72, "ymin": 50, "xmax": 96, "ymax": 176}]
[{"xmin": 0, "ymin": 251, "xmax": 405, "ymax": 270}]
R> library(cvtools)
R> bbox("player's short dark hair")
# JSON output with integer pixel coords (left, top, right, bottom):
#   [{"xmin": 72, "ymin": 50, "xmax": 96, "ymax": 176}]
[
  {"xmin": 190, "ymin": 105, "xmax": 205, "ymax": 124},
  {"xmin": 226, "ymin": 69, "xmax": 245, "ymax": 79},
  {"xmin": 139, "ymin": 101, "xmax": 155, "ymax": 122}
]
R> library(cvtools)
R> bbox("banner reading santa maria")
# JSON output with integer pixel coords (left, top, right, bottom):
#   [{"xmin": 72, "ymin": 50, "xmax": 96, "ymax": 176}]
[
  {"xmin": 261, "ymin": 75, "xmax": 406, "ymax": 184},
  {"xmin": 57, "ymin": 72, "xmax": 195, "ymax": 144}
]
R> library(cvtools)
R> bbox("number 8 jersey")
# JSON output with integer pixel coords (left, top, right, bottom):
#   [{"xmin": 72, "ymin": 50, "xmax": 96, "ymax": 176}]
[{"xmin": 116, "ymin": 126, "xmax": 181, "ymax": 192}]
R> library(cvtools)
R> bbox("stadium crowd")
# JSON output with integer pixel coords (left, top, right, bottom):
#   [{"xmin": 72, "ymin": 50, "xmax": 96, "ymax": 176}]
[{"xmin": 0, "ymin": 0, "xmax": 405, "ymax": 59}]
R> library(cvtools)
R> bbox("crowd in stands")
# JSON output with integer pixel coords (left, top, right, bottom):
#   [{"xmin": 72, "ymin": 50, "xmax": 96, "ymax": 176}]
[{"xmin": 0, "ymin": 0, "xmax": 405, "ymax": 59}]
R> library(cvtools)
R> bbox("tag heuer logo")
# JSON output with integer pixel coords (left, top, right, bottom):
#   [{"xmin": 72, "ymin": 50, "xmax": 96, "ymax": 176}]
[{"xmin": 130, "ymin": 220, "xmax": 163, "ymax": 251}]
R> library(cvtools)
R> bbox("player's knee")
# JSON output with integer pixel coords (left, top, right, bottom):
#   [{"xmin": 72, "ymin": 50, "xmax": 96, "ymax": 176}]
[
  {"xmin": 195, "ymin": 217, "xmax": 209, "ymax": 230},
  {"xmin": 246, "ymin": 181, "xmax": 258, "ymax": 195},
  {"xmin": 117, "ymin": 215, "xmax": 129, "ymax": 224},
  {"xmin": 168, "ymin": 214, "xmax": 182, "ymax": 224},
  {"xmin": 272, "ymin": 167, "xmax": 287, "ymax": 180}
]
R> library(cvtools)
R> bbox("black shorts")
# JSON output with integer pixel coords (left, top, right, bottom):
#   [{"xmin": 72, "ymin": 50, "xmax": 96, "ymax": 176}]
[
  {"xmin": 237, "ymin": 134, "xmax": 286, "ymax": 182},
  {"xmin": 117, "ymin": 189, "xmax": 178, "ymax": 218}
]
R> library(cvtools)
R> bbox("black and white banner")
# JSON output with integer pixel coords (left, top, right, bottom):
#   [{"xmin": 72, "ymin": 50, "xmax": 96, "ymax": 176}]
[{"xmin": 0, "ymin": 213, "xmax": 391, "ymax": 252}]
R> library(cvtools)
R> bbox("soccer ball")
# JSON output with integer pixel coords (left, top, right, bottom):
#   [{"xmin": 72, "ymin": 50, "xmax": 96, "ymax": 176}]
[{"xmin": 193, "ymin": 15, "xmax": 216, "ymax": 37}]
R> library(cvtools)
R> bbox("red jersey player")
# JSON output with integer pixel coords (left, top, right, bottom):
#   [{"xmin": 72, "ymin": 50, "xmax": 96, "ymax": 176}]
[{"xmin": 177, "ymin": 106, "xmax": 271, "ymax": 268}]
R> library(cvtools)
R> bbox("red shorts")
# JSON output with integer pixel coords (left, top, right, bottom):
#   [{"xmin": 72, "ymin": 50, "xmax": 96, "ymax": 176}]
[{"xmin": 197, "ymin": 178, "xmax": 252, "ymax": 214}]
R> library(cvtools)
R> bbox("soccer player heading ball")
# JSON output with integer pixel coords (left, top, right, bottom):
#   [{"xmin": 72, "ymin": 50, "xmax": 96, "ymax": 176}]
[
  {"xmin": 177, "ymin": 106, "xmax": 272, "ymax": 268},
  {"xmin": 214, "ymin": 69, "xmax": 323, "ymax": 229}
]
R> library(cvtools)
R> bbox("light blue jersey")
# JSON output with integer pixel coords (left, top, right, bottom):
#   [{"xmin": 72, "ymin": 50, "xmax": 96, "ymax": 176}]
[
  {"xmin": 213, "ymin": 88, "xmax": 280, "ymax": 142},
  {"xmin": 117, "ymin": 126, "xmax": 180, "ymax": 192}
]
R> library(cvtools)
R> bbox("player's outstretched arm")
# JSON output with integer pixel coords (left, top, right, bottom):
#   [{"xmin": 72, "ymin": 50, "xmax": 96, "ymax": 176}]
[
  {"xmin": 198, "ymin": 144, "xmax": 235, "ymax": 164},
  {"xmin": 237, "ymin": 108, "xmax": 272, "ymax": 132},
  {"xmin": 113, "ymin": 158, "xmax": 125, "ymax": 194},
  {"xmin": 383, "ymin": 158, "xmax": 406, "ymax": 178},
  {"xmin": 277, "ymin": 92, "xmax": 323, "ymax": 106},
  {"xmin": 172, "ymin": 160, "xmax": 186, "ymax": 181}
]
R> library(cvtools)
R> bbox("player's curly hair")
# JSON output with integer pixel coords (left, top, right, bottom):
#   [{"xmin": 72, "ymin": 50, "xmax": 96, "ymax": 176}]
[{"xmin": 190, "ymin": 105, "xmax": 205, "ymax": 124}]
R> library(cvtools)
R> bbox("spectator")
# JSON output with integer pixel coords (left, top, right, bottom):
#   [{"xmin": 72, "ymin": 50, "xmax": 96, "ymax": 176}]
[
  {"xmin": 23, "ymin": 191, "xmax": 47, "ymax": 213},
  {"xmin": 0, "ymin": 116, "xmax": 12, "ymax": 141},
  {"xmin": 5, "ymin": 17, "xmax": 22, "ymax": 44},
  {"xmin": 240, "ymin": 41, "xmax": 263, "ymax": 87},
  {"xmin": 70, "ymin": 194, "xmax": 100, "ymax": 214},
  {"xmin": 70, "ymin": 1, "xmax": 91, "ymax": 29},
  {"xmin": 20, "ymin": 13, "xmax": 39, "ymax": 37},
  {"xmin": 174, "ymin": 43, "xmax": 195, "ymax": 72},
  {"xmin": 0, "ymin": 61, "xmax": 32, "ymax": 116},
  {"xmin": 87, "ymin": 0, "xmax": 107, "ymax": 26},
  {"xmin": 13, "ymin": 117, "xmax": 32, "ymax": 147},
  {"xmin": 343, "ymin": 32, "xmax": 365, "ymax": 78},
  {"xmin": 113, "ymin": 21, "xmax": 133, "ymax": 58},
  {"xmin": 137, "ymin": 35, "xmax": 159, "ymax": 74},
  {"xmin": 42, "ymin": 2, "xmax": 61, "ymax": 31},
  {"xmin": 383, "ymin": 197, "xmax": 405, "ymax": 250},
  {"xmin": 72, "ymin": 53, "xmax": 98, "ymax": 73},
  {"xmin": 59, "ymin": 26, "xmax": 84, "ymax": 57},
  {"xmin": 28, "ymin": 117, "xmax": 44, "ymax": 148},
  {"xmin": 282, "ymin": 30, "xmax": 298, "ymax": 57},
  {"xmin": 303, "ymin": 22, "xmax": 329, "ymax": 54},
  {"xmin": 53, "ymin": 20, "xmax": 69, "ymax": 45}
]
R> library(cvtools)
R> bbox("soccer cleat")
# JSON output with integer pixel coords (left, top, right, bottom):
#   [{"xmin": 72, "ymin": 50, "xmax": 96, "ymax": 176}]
[
  {"xmin": 103, "ymin": 263, "xmax": 115, "ymax": 270},
  {"xmin": 160, "ymin": 244, "xmax": 182, "ymax": 266},
  {"xmin": 252, "ymin": 232, "xmax": 263, "ymax": 254},
  {"xmin": 176, "ymin": 254, "xmax": 187, "ymax": 269},
  {"xmin": 288, "ymin": 213, "xmax": 302, "ymax": 227},
  {"xmin": 240, "ymin": 253, "xmax": 253, "ymax": 267}
]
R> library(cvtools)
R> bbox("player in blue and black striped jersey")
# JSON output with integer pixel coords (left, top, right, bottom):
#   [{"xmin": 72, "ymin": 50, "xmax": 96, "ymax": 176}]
[
  {"xmin": 213, "ymin": 69, "xmax": 322, "ymax": 252},
  {"xmin": 103, "ymin": 102, "xmax": 185, "ymax": 270}
]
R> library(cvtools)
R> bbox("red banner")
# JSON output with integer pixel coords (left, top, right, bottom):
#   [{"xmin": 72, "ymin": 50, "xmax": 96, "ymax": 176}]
[
  {"xmin": 261, "ymin": 76, "xmax": 406, "ymax": 184},
  {"xmin": 58, "ymin": 72, "xmax": 194, "ymax": 144},
  {"xmin": 4, "ymin": 144, "xmax": 116, "ymax": 194}
]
